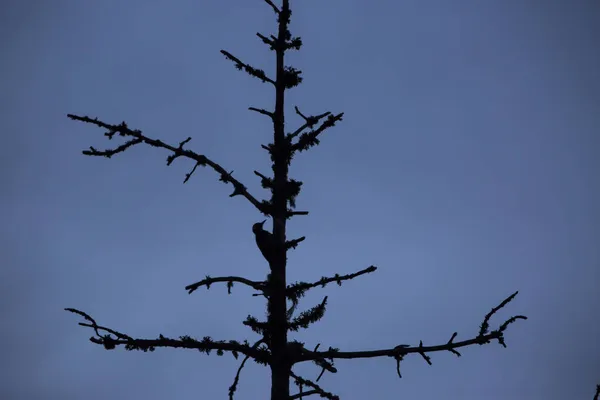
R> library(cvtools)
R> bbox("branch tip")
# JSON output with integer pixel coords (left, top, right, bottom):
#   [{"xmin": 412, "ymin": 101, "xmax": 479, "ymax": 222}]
[{"xmin": 263, "ymin": 0, "xmax": 280, "ymax": 13}]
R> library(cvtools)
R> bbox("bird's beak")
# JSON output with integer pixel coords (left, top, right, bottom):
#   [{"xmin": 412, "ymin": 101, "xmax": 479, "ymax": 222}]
[{"xmin": 260, "ymin": 219, "xmax": 266, "ymax": 226}]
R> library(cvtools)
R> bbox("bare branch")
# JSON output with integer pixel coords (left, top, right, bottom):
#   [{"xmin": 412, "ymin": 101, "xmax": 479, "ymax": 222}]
[
  {"xmin": 287, "ymin": 210, "xmax": 309, "ymax": 218},
  {"xmin": 295, "ymin": 107, "xmax": 320, "ymax": 127},
  {"xmin": 285, "ymin": 236, "xmax": 305, "ymax": 250},
  {"xmin": 287, "ymin": 265, "xmax": 377, "ymax": 299},
  {"xmin": 185, "ymin": 275, "xmax": 267, "ymax": 295},
  {"xmin": 309, "ymin": 344, "xmax": 337, "ymax": 380},
  {"xmin": 229, "ymin": 339, "xmax": 267, "ymax": 400},
  {"xmin": 298, "ymin": 329, "xmax": 518, "ymax": 365},
  {"xmin": 594, "ymin": 384, "xmax": 600, "ymax": 400},
  {"xmin": 248, "ymin": 106, "xmax": 274, "ymax": 119},
  {"xmin": 64, "ymin": 308, "xmax": 269, "ymax": 362},
  {"xmin": 263, "ymin": 0, "xmax": 280, "ymax": 14},
  {"xmin": 294, "ymin": 292, "xmax": 527, "ymax": 374},
  {"xmin": 256, "ymin": 32, "xmax": 276, "ymax": 50},
  {"xmin": 289, "ymin": 389, "xmax": 319, "ymax": 399},
  {"xmin": 479, "ymin": 290, "xmax": 519, "ymax": 336},
  {"xmin": 220, "ymin": 50, "xmax": 275, "ymax": 85},
  {"xmin": 290, "ymin": 372, "xmax": 339, "ymax": 400},
  {"xmin": 66, "ymin": 114, "xmax": 268, "ymax": 215}
]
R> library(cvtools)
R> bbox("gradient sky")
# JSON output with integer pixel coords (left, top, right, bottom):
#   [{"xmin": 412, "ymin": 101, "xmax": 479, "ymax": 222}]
[{"xmin": 2, "ymin": 0, "xmax": 599, "ymax": 399}]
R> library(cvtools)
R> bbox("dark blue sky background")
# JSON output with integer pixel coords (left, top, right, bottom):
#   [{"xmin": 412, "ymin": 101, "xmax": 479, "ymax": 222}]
[{"xmin": 2, "ymin": 0, "xmax": 599, "ymax": 399}]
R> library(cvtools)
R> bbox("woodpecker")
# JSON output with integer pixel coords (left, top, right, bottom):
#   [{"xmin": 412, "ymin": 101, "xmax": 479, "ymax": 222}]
[{"xmin": 252, "ymin": 220, "xmax": 277, "ymax": 265}]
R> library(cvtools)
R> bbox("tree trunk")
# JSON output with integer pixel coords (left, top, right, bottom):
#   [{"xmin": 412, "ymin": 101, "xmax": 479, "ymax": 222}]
[
  {"xmin": 270, "ymin": 2, "xmax": 291, "ymax": 399},
  {"xmin": 270, "ymin": 356, "xmax": 290, "ymax": 400}
]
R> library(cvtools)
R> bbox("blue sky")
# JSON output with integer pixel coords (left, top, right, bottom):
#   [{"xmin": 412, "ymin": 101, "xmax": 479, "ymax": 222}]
[{"xmin": 2, "ymin": 0, "xmax": 599, "ymax": 399}]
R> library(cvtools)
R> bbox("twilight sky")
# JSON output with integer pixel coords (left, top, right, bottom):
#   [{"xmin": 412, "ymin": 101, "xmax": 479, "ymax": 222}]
[{"xmin": 1, "ymin": 0, "xmax": 599, "ymax": 399}]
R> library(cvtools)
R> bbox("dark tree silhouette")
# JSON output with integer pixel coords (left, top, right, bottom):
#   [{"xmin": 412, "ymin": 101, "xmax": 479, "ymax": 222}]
[{"xmin": 65, "ymin": 1, "xmax": 529, "ymax": 399}]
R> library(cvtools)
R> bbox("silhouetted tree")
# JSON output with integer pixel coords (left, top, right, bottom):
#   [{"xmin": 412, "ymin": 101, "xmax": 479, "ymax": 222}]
[{"xmin": 65, "ymin": 1, "xmax": 528, "ymax": 399}]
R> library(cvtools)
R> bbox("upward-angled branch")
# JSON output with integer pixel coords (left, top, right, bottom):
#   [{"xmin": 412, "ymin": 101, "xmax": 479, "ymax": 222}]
[
  {"xmin": 263, "ymin": 0, "xmax": 280, "ymax": 14},
  {"xmin": 291, "ymin": 112, "xmax": 345, "ymax": 153},
  {"xmin": 287, "ymin": 265, "xmax": 377, "ymax": 300},
  {"xmin": 256, "ymin": 32, "xmax": 277, "ymax": 50},
  {"xmin": 288, "ymin": 296, "xmax": 328, "ymax": 332},
  {"xmin": 287, "ymin": 107, "xmax": 331, "ymax": 142},
  {"xmin": 66, "ymin": 114, "xmax": 269, "ymax": 215}
]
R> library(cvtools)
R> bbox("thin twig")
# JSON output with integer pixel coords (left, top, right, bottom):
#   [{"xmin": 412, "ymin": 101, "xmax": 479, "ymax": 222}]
[{"xmin": 228, "ymin": 339, "xmax": 266, "ymax": 399}]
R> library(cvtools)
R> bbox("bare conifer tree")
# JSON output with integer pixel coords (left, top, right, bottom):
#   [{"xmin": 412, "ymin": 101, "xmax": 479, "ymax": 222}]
[{"xmin": 65, "ymin": 1, "xmax": 528, "ymax": 399}]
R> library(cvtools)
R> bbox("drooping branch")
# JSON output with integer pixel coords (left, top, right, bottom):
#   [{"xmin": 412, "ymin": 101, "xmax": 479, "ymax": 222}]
[
  {"xmin": 228, "ymin": 339, "xmax": 267, "ymax": 400},
  {"xmin": 286, "ymin": 265, "xmax": 377, "ymax": 302},
  {"xmin": 220, "ymin": 50, "xmax": 275, "ymax": 85},
  {"xmin": 185, "ymin": 275, "xmax": 267, "ymax": 295},
  {"xmin": 294, "ymin": 292, "xmax": 527, "ymax": 378},
  {"xmin": 64, "ymin": 308, "xmax": 269, "ymax": 362},
  {"xmin": 290, "ymin": 371, "xmax": 339, "ymax": 400},
  {"xmin": 66, "ymin": 114, "xmax": 268, "ymax": 215}
]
